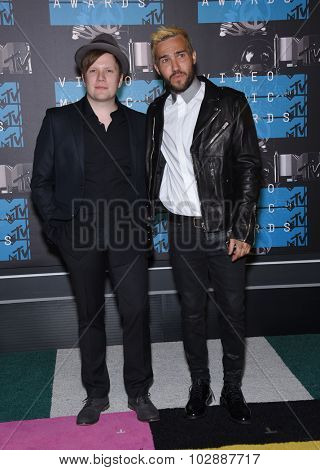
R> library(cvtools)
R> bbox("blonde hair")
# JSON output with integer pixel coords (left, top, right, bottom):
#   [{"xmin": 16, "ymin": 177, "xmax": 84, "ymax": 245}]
[{"xmin": 151, "ymin": 26, "xmax": 194, "ymax": 62}]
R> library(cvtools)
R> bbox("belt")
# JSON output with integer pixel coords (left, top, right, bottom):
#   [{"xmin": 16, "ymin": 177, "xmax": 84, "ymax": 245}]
[{"xmin": 168, "ymin": 212, "xmax": 206, "ymax": 231}]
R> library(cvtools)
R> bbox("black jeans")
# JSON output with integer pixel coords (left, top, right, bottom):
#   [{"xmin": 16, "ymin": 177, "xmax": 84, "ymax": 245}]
[
  {"xmin": 56, "ymin": 224, "xmax": 153, "ymax": 399},
  {"xmin": 168, "ymin": 214, "xmax": 246, "ymax": 385}
]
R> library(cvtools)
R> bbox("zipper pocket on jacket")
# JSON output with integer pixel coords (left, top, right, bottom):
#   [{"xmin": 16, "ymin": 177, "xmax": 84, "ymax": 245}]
[
  {"xmin": 192, "ymin": 108, "xmax": 222, "ymax": 145},
  {"xmin": 206, "ymin": 121, "xmax": 230, "ymax": 148}
]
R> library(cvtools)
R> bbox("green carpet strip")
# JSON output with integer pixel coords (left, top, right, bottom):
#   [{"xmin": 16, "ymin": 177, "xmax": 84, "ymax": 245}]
[
  {"xmin": 0, "ymin": 350, "xmax": 57, "ymax": 422},
  {"xmin": 266, "ymin": 334, "xmax": 320, "ymax": 399}
]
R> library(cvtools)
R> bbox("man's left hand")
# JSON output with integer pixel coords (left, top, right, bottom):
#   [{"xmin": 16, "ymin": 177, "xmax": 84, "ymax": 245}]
[{"xmin": 227, "ymin": 238, "xmax": 251, "ymax": 262}]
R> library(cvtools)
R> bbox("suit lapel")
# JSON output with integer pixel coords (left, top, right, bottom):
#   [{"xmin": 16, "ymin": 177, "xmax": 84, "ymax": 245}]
[
  {"xmin": 192, "ymin": 80, "xmax": 221, "ymax": 146},
  {"xmin": 69, "ymin": 97, "xmax": 86, "ymax": 176},
  {"xmin": 120, "ymin": 103, "xmax": 137, "ymax": 191},
  {"xmin": 150, "ymin": 91, "xmax": 168, "ymax": 174}
]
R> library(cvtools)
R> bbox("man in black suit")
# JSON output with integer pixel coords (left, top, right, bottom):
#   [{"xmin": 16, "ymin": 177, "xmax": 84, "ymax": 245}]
[
  {"xmin": 146, "ymin": 27, "xmax": 261, "ymax": 423},
  {"xmin": 31, "ymin": 34, "xmax": 159, "ymax": 425}
]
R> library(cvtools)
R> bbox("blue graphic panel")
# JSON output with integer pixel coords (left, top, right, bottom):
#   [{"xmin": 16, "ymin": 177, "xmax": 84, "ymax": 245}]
[
  {"xmin": 54, "ymin": 81, "xmax": 85, "ymax": 106},
  {"xmin": 55, "ymin": 80, "xmax": 164, "ymax": 113},
  {"xmin": 118, "ymin": 80, "xmax": 163, "ymax": 112},
  {"xmin": 254, "ymin": 186, "xmax": 308, "ymax": 248},
  {"xmin": 49, "ymin": 0, "xmax": 164, "ymax": 25},
  {"xmin": 152, "ymin": 187, "xmax": 308, "ymax": 253},
  {"xmin": 198, "ymin": 0, "xmax": 309, "ymax": 23},
  {"xmin": 0, "ymin": 83, "xmax": 24, "ymax": 148},
  {"xmin": 211, "ymin": 74, "xmax": 307, "ymax": 139},
  {"xmin": 56, "ymin": 75, "xmax": 307, "ymax": 137},
  {"xmin": 152, "ymin": 212, "xmax": 168, "ymax": 254},
  {"xmin": 0, "ymin": 1, "xmax": 14, "ymax": 25},
  {"xmin": 0, "ymin": 199, "xmax": 31, "ymax": 261}
]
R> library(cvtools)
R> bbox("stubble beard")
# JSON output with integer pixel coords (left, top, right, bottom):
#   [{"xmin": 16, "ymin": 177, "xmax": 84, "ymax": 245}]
[{"xmin": 165, "ymin": 67, "xmax": 196, "ymax": 93}]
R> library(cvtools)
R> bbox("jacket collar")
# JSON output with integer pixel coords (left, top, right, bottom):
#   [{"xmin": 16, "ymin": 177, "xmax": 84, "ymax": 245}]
[
  {"xmin": 192, "ymin": 76, "xmax": 222, "ymax": 144},
  {"xmin": 150, "ymin": 75, "xmax": 221, "ymax": 108},
  {"xmin": 171, "ymin": 76, "xmax": 202, "ymax": 104},
  {"xmin": 69, "ymin": 96, "xmax": 138, "ymax": 186},
  {"xmin": 150, "ymin": 76, "xmax": 222, "ymax": 144}
]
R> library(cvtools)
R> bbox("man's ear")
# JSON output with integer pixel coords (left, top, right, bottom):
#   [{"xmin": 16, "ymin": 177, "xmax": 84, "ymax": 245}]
[
  {"xmin": 82, "ymin": 74, "xmax": 86, "ymax": 87},
  {"xmin": 192, "ymin": 51, "xmax": 197, "ymax": 65},
  {"xmin": 154, "ymin": 63, "xmax": 160, "ymax": 76}
]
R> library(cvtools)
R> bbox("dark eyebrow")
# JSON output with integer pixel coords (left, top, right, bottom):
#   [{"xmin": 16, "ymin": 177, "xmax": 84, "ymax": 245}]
[
  {"xmin": 158, "ymin": 49, "xmax": 187, "ymax": 61},
  {"xmin": 158, "ymin": 54, "xmax": 169, "ymax": 61}
]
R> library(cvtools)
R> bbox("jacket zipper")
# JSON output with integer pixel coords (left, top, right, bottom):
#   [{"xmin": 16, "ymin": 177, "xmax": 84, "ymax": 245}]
[
  {"xmin": 242, "ymin": 204, "xmax": 257, "ymax": 243},
  {"xmin": 191, "ymin": 109, "xmax": 223, "ymax": 232},
  {"xmin": 148, "ymin": 116, "xmax": 156, "ymax": 191},
  {"xmin": 207, "ymin": 120, "xmax": 230, "ymax": 147},
  {"xmin": 151, "ymin": 109, "xmax": 165, "ymax": 202},
  {"xmin": 192, "ymin": 108, "xmax": 221, "ymax": 145}
]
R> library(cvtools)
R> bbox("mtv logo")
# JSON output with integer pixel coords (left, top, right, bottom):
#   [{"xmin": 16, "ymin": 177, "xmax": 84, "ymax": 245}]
[
  {"xmin": 0, "ymin": 43, "xmax": 32, "ymax": 74},
  {"xmin": 6, "ymin": 241, "xmax": 31, "ymax": 261},
  {"xmin": 0, "ymin": 1, "xmax": 14, "ymax": 26},
  {"xmin": 286, "ymin": 122, "xmax": 307, "ymax": 138},
  {"xmin": 0, "ymin": 126, "xmax": 23, "ymax": 147},
  {"xmin": 276, "ymin": 34, "xmax": 320, "ymax": 70},
  {"xmin": 0, "ymin": 104, "xmax": 23, "ymax": 126},
  {"xmin": 142, "ymin": 5, "xmax": 164, "ymax": 25},
  {"xmin": 274, "ymin": 153, "xmax": 308, "ymax": 183},
  {"xmin": 0, "ymin": 82, "xmax": 20, "ymax": 105},
  {"xmin": 273, "ymin": 152, "xmax": 320, "ymax": 182},
  {"xmin": 0, "ymin": 164, "xmax": 32, "ymax": 193}
]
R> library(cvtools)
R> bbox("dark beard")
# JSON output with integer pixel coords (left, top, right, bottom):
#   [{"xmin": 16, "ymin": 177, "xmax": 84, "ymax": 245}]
[{"xmin": 164, "ymin": 68, "xmax": 196, "ymax": 93}]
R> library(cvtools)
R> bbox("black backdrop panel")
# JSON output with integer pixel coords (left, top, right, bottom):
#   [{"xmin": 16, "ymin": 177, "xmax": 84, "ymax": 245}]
[
  {"xmin": 1, "ymin": 1, "xmax": 320, "ymax": 350},
  {"xmin": 1, "ymin": 0, "xmax": 320, "ymax": 267}
]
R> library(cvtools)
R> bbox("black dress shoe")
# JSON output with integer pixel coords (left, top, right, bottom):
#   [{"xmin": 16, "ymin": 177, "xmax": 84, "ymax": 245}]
[
  {"xmin": 76, "ymin": 397, "xmax": 109, "ymax": 426},
  {"xmin": 185, "ymin": 379, "xmax": 213, "ymax": 420},
  {"xmin": 128, "ymin": 394, "xmax": 160, "ymax": 422},
  {"xmin": 220, "ymin": 383, "xmax": 251, "ymax": 424}
]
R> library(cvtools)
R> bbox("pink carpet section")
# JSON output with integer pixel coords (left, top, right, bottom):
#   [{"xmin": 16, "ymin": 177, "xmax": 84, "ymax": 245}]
[{"xmin": 0, "ymin": 411, "xmax": 155, "ymax": 450}]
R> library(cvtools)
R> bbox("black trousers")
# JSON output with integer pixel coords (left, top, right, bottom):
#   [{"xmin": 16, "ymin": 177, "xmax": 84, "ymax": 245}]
[
  {"xmin": 56, "ymin": 223, "xmax": 153, "ymax": 399},
  {"xmin": 168, "ymin": 214, "xmax": 246, "ymax": 385}
]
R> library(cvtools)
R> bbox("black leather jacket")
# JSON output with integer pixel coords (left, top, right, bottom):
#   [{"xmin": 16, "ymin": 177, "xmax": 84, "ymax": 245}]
[{"xmin": 146, "ymin": 76, "xmax": 262, "ymax": 245}]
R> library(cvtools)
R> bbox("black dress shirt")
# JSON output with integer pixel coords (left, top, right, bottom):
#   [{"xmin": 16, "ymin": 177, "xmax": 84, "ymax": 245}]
[
  {"xmin": 73, "ymin": 97, "xmax": 137, "ymax": 251},
  {"xmin": 83, "ymin": 97, "xmax": 135, "ymax": 205}
]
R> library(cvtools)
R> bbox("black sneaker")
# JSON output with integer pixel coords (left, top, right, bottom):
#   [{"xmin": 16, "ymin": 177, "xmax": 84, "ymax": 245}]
[
  {"xmin": 185, "ymin": 379, "xmax": 213, "ymax": 419},
  {"xmin": 128, "ymin": 394, "xmax": 160, "ymax": 422},
  {"xmin": 76, "ymin": 397, "xmax": 109, "ymax": 426},
  {"xmin": 220, "ymin": 383, "xmax": 251, "ymax": 424}
]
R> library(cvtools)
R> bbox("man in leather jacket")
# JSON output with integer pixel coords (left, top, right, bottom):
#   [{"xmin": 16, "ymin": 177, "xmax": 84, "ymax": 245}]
[{"xmin": 146, "ymin": 27, "xmax": 261, "ymax": 423}]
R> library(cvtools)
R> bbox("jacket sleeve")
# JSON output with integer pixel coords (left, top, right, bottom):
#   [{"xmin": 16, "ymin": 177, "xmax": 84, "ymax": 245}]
[
  {"xmin": 230, "ymin": 93, "xmax": 262, "ymax": 245},
  {"xmin": 30, "ymin": 110, "xmax": 56, "ymax": 231}
]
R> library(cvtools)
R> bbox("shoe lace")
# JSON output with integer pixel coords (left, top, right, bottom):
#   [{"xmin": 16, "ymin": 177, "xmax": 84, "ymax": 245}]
[{"xmin": 82, "ymin": 397, "xmax": 93, "ymax": 407}]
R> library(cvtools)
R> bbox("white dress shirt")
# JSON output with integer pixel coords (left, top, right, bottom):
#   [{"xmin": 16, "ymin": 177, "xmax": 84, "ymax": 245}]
[{"xmin": 159, "ymin": 80, "xmax": 205, "ymax": 216}]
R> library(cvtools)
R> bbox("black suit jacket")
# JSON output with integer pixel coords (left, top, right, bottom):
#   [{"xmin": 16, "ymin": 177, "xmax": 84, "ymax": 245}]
[{"xmin": 31, "ymin": 96, "xmax": 148, "ymax": 242}]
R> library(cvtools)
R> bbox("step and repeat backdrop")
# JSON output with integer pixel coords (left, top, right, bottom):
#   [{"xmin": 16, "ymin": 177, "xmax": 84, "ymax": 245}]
[{"xmin": 1, "ymin": 0, "xmax": 320, "ymax": 269}]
